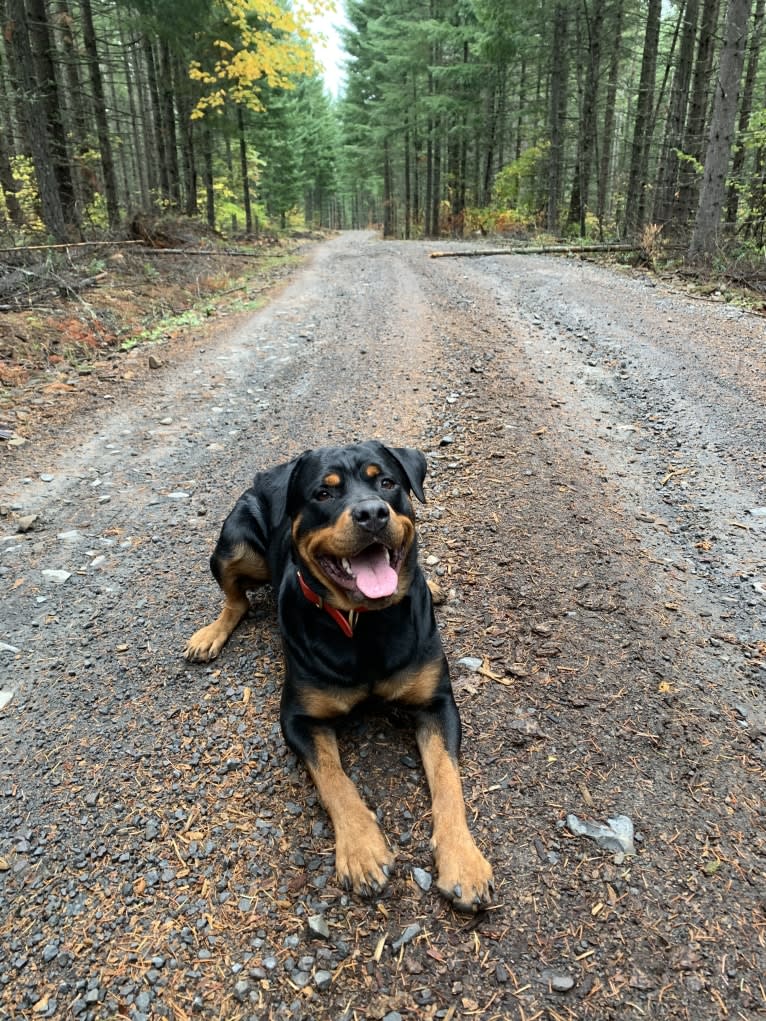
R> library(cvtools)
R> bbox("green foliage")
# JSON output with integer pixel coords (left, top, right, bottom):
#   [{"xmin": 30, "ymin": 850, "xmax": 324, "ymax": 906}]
[
  {"xmin": 673, "ymin": 148, "xmax": 703, "ymax": 177},
  {"xmin": 492, "ymin": 143, "xmax": 550, "ymax": 216}
]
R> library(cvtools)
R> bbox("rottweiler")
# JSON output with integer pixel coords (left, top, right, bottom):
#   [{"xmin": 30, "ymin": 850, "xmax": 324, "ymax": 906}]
[{"xmin": 185, "ymin": 440, "xmax": 494, "ymax": 912}]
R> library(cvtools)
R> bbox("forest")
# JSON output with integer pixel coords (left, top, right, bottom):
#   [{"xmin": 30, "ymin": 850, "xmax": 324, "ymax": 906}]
[{"xmin": 0, "ymin": 0, "xmax": 764, "ymax": 265}]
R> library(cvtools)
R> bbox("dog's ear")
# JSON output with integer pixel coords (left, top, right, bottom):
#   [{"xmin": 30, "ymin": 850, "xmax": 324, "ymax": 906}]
[
  {"xmin": 284, "ymin": 450, "xmax": 312, "ymax": 519},
  {"xmin": 384, "ymin": 445, "xmax": 427, "ymax": 503}
]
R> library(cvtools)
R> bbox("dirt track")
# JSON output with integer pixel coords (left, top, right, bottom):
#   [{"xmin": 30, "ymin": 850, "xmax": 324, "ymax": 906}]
[{"xmin": 1, "ymin": 231, "xmax": 765, "ymax": 1021}]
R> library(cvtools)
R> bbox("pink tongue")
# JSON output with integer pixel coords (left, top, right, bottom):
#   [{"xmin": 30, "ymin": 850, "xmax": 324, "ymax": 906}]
[{"xmin": 349, "ymin": 547, "xmax": 398, "ymax": 599}]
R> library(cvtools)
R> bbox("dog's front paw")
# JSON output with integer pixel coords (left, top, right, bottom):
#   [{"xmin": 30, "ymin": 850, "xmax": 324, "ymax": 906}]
[
  {"xmin": 184, "ymin": 623, "xmax": 227, "ymax": 662},
  {"xmin": 335, "ymin": 811, "xmax": 394, "ymax": 897},
  {"xmin": 434, "ymin": 834, "xmax": 494, "ymax": 912}
]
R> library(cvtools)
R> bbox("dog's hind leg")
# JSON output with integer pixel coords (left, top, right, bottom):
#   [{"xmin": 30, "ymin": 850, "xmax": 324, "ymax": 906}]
[{"xmin": 185, "ymin": 543, "xmax": 269, "ymax": 661}]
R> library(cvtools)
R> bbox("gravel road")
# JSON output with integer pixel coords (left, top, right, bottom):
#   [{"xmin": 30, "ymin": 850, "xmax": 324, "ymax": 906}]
[{"xmin": 1, "ymin": 231, "xmax": 765, "ymax": 1021}]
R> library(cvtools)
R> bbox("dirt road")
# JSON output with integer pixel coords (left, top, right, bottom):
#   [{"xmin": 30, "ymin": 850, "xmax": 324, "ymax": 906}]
[{"xmin": 1, "ymin": 231, "xmax": 764, "ymax": 1021}]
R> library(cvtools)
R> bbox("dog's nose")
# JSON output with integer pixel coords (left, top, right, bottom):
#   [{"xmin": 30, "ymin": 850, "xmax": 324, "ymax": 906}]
[{"xmin": 352, "ymin": 499, "xmax": 390, "ymax": 533}]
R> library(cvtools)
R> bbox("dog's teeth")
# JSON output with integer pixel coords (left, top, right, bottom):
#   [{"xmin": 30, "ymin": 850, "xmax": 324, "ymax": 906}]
[
  {"xmin": 341, "ymin": 557, "xmax": 352, "ymax": 575},
  {"xmin": 385, "ymin": 548, "xmax": 391, "ymax": 564}
]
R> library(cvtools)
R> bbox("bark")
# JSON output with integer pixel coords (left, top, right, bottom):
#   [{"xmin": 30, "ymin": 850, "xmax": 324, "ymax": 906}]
[
  {"xmin": 653, "ymin": 0, "xmax": 700, "ymax": 226},
  {"xmin": 596, "ymin": 0, "xmax": 623, "ymax": 236},
  {"xmin": 142, "ymin": 38, "xmax": 167, "ymax": 200},
  {"xmin": 568, "ymin": 0, "xmax": 605, "ymax": 236},
  {"xmin": 159, "ymin": 40, "xmax": 180, "ymax": 206},
  {"xmin": 173, "ymin": 55, "xmax": 197, "ymax": 216},
  {"xmin": 383, "ymin": 136, "xmax": 394, "ymax": 237},
  {"xmin": 55, "ymin": 0, "xmax": 91, "ymax": 211},
  {"xmin": 687, "ymin": 0, "xmax": 751, "ymax": 260},
  {"xmin": 675, "ymin": 0, "xmax": 721, "ymax": 225},
  {"xmin": 624, "ymin": 0, "xmax": 662, "ymax": 233},
  {"xmin": 237, "ymin": 105, "xmax": 252, "ymax": 234},
  {"xmin": 726, "ymin": 0, "xmax": 764, "ymax": 222},
  {"xmin": 0, "ymin": 125, "xmax": 23, "ymax": 226},
  {"xmin": 26, "ymin": 0, "xmax": 79, "ymax": 234},
  {"xmin": 118, "ymin": 11, "xmax": 150, "ymax": 209},
  {"xmin": 6, "ymin": 0, "xmax": 68, "ymax": 239},
  {"xmin": 80, "ymin": 0, "xmax": 120, "ymax": 228},
  {"xmin": 203, "ymin": 121, "xmax": 215, "ymax": 229},
  {"xmin": 547, "ymin": 2, "xmax": 569, "ymax": 233}
]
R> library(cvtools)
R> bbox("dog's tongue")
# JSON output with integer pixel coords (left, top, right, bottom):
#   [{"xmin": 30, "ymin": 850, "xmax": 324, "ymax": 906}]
[{"xmin": 349, "ymin": 546, "xmax": 398, "ymax": 599}]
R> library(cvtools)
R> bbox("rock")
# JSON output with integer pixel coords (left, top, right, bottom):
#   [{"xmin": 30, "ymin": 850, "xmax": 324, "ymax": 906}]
[
  {"xmin": 541, "ymin": 969, "xmax": 575, "ymax": 992},
  {"xmin": 41, "ymin": 569, "xmax": 71, "ymax": 585},
  {"xmin": 314, "ymin": 969, "xmax": 332, "ymax": 990},
  {"xmin": 148, "ymin": 354, "xmax": 163, "ymax": 369},
  {"xmin": 16, "ymin": 514, "xmax": 38, "ymax": 533},
  {"xmin": 566, "ymin": 813, "xmax": 635, "ymax": 854},
  {"xmin": 308, "ymin": 914, "xmax": 329, "ymax": 939},
  {"xmin": 412, "ymin": 867, "xmax": 432, "ymax": 892},
  {"xmin": 39, "ymin": 474, "xmax": 54, "ymax": 483},
  {"xmin": 0, "ymin": 642, "xmax": 19, "ymax": 654},
  {"xmin": 457, "ymin": 656, "xmax": 482, "ymax": 672},
  {"xmin": 392, "ymin": 922, "xmax": 421, "ymax": 951},
  {"xmin": 233, "ymin": 979, "xmax": 250, "ymax": 1001}
]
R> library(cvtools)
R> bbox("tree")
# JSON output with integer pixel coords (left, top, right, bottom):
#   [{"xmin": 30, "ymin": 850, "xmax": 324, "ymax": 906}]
[
  {"xmin": 687, "ymin": 0, "xmax": 752, "ymax": 259},
  {"xmin": 80, "ymin": 0, "xmax": 120, "ymax": 228},
  {"xmin": 623, "ymin": 0, "xmax": 662, "ymax": 234}
]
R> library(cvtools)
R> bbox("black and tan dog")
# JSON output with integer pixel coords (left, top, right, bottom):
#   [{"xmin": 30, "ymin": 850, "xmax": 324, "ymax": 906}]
[{"xmin": 185, "ymin": 440, "xmax": 493, "ymax": 912}]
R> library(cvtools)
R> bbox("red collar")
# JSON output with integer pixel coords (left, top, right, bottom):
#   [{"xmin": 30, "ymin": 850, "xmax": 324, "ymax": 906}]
[{"xmin": 296, "ymin": 571, "xmax": 365, "ymax": 638}]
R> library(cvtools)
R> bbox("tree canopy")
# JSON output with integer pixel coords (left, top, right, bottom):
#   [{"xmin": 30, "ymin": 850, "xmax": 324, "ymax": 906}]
[{"xmin": 0, "ymin": 0, "xmax": 763, "ymax": 263}]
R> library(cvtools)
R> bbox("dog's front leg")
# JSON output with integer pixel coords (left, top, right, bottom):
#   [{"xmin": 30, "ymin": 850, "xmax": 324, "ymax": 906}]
[
  {"xmin": 283, "ymin": 709, "xmax": 394, "ymax": 896},
  {"xmin": 415, "ymin": 695, "xmax": 494, "ymax": 912}
]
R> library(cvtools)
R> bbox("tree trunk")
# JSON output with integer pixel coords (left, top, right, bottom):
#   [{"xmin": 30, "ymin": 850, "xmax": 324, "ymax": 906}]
[
  {"xmin": 203, "ymin": 121, "xmax": 215, "ymax": 228},
  {"xmin": 675, "ymin": 0, "xmax": 721, "ymax": 226},
  {"xmin": 624, "ymin": 0, "xmax": 662, "ymax": 234},
  {"xmin": 687, "ymin": 0, "xmax": 751, "ymax": 260},
  {"xmin": 726, "ymin": 0, "xmax": 764, "ymax": 222},
  {"xmin": 80, "ymin": 0, "xmax": 120, "ymax": 228},
  {"xmin": 653, "ymin": 0, "xmax": 700, "ymax": 227},
  {"xmin": 237, "ymin": 105, "xmax": 252, "ymax": 234},
  {"xmin": 159, "ymin": 40, "xmax": 180, "ymax": 206},
  {"xmin": 143, "ymin": 38, "xmax": 168, "ymax": 200},
  {"xmin": 382, "ymin": 136, "xmax": 394, "ymax": 237},
  {"xmin": 597, "ymin": 0, "xmax": 624, "ymax": 237},
  {"xmin": 118, "ymin": 11, "xmax": 150, "ymax": 210},
  {"xmin": 0, "ymin": 125, "xmax": 23, "ymax": 226},
  {"xmin": 55, "ymin": 0, "xmax": 92, "ymax": 212},
  {"xmin": 403, "ymin": 114, "xmax": 411, "ymax": 239},
  {"xmin": 569, "ymin": 0, "xmax": 605, "ymax": 236},
  {"xmin": 547, "ymin": 2, "xmax": 569, "ymax": 234},
  {"xmin": 431, "ymin": 121, "xmax": 441, "ymax": 239},
  {"xmin": 173, "ymin": 55, "xmax": 197, "ymax": 216},
  {"xmin": 6, "ymin": 0, "xmax": 68, "ymax": 239},
  {"xmin": 26, "ymin": 0, "xmax": 80, "ymax": 235}
]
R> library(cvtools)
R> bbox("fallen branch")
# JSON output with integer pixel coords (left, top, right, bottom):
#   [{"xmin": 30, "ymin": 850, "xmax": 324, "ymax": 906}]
[
  {"xmin": 429, "ymin": 242, "xmax": 679, "ymax": 259},
  {"xmin": 0, "ymin": 239, "xmax": 144, "ymax": 254},
  {"xmin": 134, "ymin": 247, "xmax": 270, "ymax": 257}
]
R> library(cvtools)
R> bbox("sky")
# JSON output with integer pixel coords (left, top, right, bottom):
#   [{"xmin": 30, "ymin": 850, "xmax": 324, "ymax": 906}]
[{"xmin": 309, "ymin": 6, "xmax": 349, "ymax": 97}]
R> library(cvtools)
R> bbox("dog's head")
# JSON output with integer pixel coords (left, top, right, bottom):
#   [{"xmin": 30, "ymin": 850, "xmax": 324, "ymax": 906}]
[{"xmin": 287, "ymin": 441, "xmax": 427, "ymax": 610}]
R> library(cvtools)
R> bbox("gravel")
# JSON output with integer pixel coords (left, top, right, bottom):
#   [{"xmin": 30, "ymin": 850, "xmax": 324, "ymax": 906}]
[{"xmin": 1, "ymin": 232, "xmax": 765, "ymax": 1019}]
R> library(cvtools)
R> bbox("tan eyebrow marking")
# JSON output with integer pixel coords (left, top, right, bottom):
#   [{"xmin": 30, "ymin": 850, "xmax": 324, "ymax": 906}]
[
  {"xmin": 323, "ymin": 472, "xmax": 342, "ymax": 487},
  {"xmin": 365, "ymin": 464, "xmax": 381, "ymax": 478}
]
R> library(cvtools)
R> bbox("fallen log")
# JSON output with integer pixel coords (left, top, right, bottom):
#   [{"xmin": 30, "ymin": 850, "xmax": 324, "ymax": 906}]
[{"xmin": 429, "ymin": 242, "xmax": 646, "ymax": 258}]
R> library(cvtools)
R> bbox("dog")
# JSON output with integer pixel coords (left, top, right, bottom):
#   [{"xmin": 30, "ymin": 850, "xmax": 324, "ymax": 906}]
[{"xmin": 185, "ymin": 441, "xmax": 493, "ymax": 911}]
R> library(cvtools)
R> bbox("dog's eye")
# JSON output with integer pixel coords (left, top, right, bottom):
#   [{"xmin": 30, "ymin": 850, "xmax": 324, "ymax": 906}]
[
  {"xmin": 315, "ymin": 488, "xmax": 331, "ymax": 502},
  {"xmin": 380, "ymin": 477, "xmax": 397, "ymax": 491}
]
